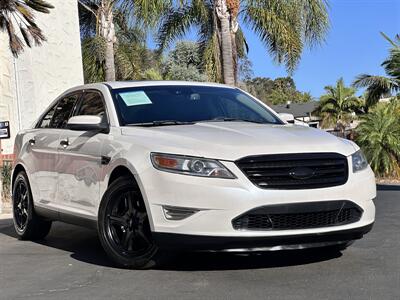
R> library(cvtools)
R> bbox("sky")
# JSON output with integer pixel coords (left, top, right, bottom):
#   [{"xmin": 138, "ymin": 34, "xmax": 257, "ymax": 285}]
[
  {"xmin": 150, "ymin": 0, "xmax": 400, "ymax": 98},
  {"xmin": 243, "ymin": 0, "xmax": 400, "ymax": 97}
]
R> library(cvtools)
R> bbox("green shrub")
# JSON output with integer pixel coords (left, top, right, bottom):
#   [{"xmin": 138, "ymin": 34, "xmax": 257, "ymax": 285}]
[
  {"xmin": 1, "ymin": 164, "xmax": 12, "ymax": 202},
  {"xmin": 355, "ymin": 102, "xmax": 400, "ymax": 178}
]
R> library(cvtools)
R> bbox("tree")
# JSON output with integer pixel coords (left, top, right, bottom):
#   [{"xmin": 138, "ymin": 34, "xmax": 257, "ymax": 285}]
[
  {"xmin": 158, "ymin": 0, "xmax": 329, "ymax": 85},
  {"xmin": 315, "ymin": 78, "xmax": 362, "ymax": 129},
  {"xmin": 244, "ymin": 76, "xmax": 313, "ymax": 105},
  {"xmin": 356, "ymin": 102, "xmax": 400, "ymax": 177},
  {"xmin": 353, "ymin": 33, "xmax": 400, "ymax": 107},
  {"xmin": 162, "ymin": 41, "xmax": 207, "ymax": 81},
  {"xmin": 238, "ymin": 57, "xmax": 253, "ymax": 81},
  {"xmin": 79, "ymin": 0, "xmax": 169, "ymax": 81},
  {"xmin": 0, "ymin": 0, "xmax": 53, "ymax": 56},
  {"xmin": 115, "ymin": 28, "xmax": 161, "ymax": 80},
  {"xmin": 81, "ymin": 26, "xmax": 162, "ymax": 83}
]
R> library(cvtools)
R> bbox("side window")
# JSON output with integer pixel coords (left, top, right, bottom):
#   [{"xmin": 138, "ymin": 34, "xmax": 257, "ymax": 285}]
[
  {"xmin": 37, "ymin": 105, "xmax": 57, "ymax": 128},
  {"xmin": 50, "ymin": 94, "xmax": 80, "ymax": 129},
  {"xmin": 76, "ymin": 92, "xmax": 107, "ymax": 121}
]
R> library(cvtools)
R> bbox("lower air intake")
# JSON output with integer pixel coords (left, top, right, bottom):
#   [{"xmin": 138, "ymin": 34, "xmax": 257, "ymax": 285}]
[{"xmin": 232, "ymin": 201, "xmax": 362, "ymax": 231}]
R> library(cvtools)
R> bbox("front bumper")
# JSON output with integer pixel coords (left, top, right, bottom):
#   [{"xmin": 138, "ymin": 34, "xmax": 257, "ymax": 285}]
[
  {"xmin": 137, "ymin": 158, "xmax": 376, "ymax": 242},
  {"xmin": 153, "ymin": 222, "xmax": 374, "ymax": 251}
]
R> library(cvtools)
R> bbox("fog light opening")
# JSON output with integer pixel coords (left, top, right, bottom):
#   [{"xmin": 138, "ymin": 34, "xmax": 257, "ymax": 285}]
[{"xmin": 162, "ymin": 206, "xmax": 199, "ymax": 221}]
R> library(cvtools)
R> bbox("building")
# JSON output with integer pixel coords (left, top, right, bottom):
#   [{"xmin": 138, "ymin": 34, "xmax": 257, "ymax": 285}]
[
  {"xmin": 0, "ymin": 1, "xmax": 83, "ymax": 158},
  {"xmin": 271, "ymin": 102, "xmax": 320, "ymax": 128}
]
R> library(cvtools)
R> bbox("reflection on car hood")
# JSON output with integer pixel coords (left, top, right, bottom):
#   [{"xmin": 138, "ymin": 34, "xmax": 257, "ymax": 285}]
[{"xmin": 121, "ymin": 122, "xmax": 357, "ymax": 160}]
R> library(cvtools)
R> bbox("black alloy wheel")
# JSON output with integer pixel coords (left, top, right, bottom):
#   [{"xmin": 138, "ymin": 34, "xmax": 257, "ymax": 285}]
[
  {"xmin": 12, "ymin": 171, "xmax": 52, "ymax": 240},
  {"xmin": 13, "ymin": 179, "xmax": 29, "ymax": 232},
  {"xmin": 98, "ymin": 177, "xmax": 159, "ymax": 269},
  {"xmin": 105, "ymin": 190, "xmax": 154, "ymax": 256}
]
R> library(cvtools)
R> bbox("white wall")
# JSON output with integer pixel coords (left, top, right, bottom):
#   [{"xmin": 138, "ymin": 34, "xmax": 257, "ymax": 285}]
[
  {"xmin": 0, "ymin": 0, "xmax": 83, "ymax": 154},
  {"xmin": 0, "ymin": 34, "xmax": 18, "ymax": 155}
]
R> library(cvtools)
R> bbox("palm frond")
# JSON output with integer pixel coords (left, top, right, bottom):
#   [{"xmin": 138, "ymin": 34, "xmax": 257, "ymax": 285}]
[
  {"xmin": 5, "ymin": 19, "xmax": 24, "ymax": 56},
  {"xmin": 380, "ymin": 31, "xmax": 400, "ymax": 48},
  {"xmin": 235, "ymin": 26, "xmax": 249, "ymax": 58},
  {"xmin": 353, "ymin": 74, "xmax": 395, "ymax": 90},
  {"xmin": 81, "ymin": 36, "xmax": 106, "ymax": 83},
  {"xmin": 243, "ymin": 0, "xmax": 329, "ymax": 73},
  {"xmin": 353, "ymin": 33, "xmax": 400, "ymax": 108},
  {"xmin": 243, "ymin": 0, "xmax": 303, "ymax": 73},
  {"xmin": 157, "ymin": 1, "xmax": 210, "ymax": 52},
  {"xmin": 78, "ymin": 0, "xmax": 99, "ymax": 38},
  {"xmin": 353, "ymin": 74, "xmax": 398, "ymax": 106},
  {"xmin": 0, "ymin": 0, "xmax": 53, "ymax": 56},
  {"xmin": 121, "ymin": 0, "xmax": 171, "ymax": 27},
  {"xmin": 382, "ymin": 44, "xmax": 400, "ymax": 79},
  {"xmin": 299, "ymin": 0, "xmax": 330, "ymax": 47},
  {"xmin": 23, "ymin": 0, "xmax": 54, "ymax": 13},
  {"xmin": 157, "ymin": 6, "xmax": 196, "ymax": 52},
  {"xmin": 203, "ymin": 31, "xmax": 223, "ymax": 82}
]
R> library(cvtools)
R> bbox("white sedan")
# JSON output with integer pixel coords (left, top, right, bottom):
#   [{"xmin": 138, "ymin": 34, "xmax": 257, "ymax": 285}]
[{"xmin": 11, "ymin": 81, "xmax": 376, "ymax": 268}]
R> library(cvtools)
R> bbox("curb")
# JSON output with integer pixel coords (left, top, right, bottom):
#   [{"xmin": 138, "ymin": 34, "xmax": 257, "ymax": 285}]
[
  {"xmin": 0, "ymin": 213, "xmax": 12, "ymax": 220},
  {"xmin": 0, "ymin": 203, "xmax": 11, "ymax": 215}
]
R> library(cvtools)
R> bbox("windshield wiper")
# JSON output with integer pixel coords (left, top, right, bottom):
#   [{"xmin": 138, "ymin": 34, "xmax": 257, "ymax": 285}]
[
  {"xmin": 127, "ymin": 120, "xmax": 195, "ymax": 127},
  {"xmin": 197, "ymin": 117, "xmax": 265, "ymax": 124}
]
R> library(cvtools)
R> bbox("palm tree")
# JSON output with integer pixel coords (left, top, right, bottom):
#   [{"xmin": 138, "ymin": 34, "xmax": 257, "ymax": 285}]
[
  {"xmin": 356, "ymin": 102, "xmax": 400, "ymax": 177},
  {"xmin": 353, "ymin": 33, "xmax": 400, "ymax": 107},
  {"xmin": 0, "ymin": 0, "xmax": 54, "ymax": 56},
  {"xmin": 81, "ymin": 24, "xmax": 161, "ymax": 83},
  {"xmin": 79, "ymin": 0, "xmax": 169, "ymax": 81},
  {"xmin": 315, "ymin": 78, "xmax": 362, "ymax": 130},
  {"xmin": 158, "ymin": 0, "xmax": 329, "ymax": 85},
  {"xmin": 115, "ymin": 33, "xmax": 161, "ymax": 81}
]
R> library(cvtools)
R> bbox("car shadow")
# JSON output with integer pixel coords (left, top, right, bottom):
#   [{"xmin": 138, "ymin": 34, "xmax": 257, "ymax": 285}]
[
  {"xmin": 0, "ymin": 219, "xmax": 342, "ymax": 271},
  {"xmin": 157, "ymin": 248, "xmax": 342, "ymax": 271},
  {"xmin": 377, "ymin": 184, "xmax": 400, "ymax": 191},
  {"xmin": 0, "ymin": 219, "xmax": 114, "ymax": 268}
]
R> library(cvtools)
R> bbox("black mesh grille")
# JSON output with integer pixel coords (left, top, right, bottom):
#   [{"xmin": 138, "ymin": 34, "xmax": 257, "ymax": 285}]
[
  {"xmin": 236, "ymin": 153, "xmax": 349, "ymax": 190},
  {"xmin": 232, "ymin": 201, "xmax": 362, "ymax": 231}
]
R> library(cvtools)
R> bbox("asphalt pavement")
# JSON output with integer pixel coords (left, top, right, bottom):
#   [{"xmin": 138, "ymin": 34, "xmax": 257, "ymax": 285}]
[{"xmin": 0, "ymin": 185, "xmax": 399, "ymax": 300}]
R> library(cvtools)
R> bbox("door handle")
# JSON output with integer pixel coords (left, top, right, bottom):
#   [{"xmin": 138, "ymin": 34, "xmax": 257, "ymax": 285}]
[
  {"xmin": 28, "ymin": 138, "xmax": 35, "ymax": 145},
  {"xmin": 60, "ymin": 139, "xmax": 69, "ymax": 148}
]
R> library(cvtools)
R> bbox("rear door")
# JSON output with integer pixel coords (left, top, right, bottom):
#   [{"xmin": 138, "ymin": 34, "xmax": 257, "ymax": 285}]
[
  {"xmin": 28, "ymin": 93, "xmax": 79, "ymax": 210},
  {"xmin": 56, "ymin": 90, "xmax": 108, "ymax": 218}
]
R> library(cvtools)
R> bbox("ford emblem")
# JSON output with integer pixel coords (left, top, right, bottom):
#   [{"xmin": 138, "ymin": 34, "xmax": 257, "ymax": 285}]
[{"xmin": 289, "ymin": 167, "xmax": 315, "ymax": 180}]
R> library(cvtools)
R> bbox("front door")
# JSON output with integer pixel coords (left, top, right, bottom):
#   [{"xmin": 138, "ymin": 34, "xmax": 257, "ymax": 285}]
[
  {"xmin": 56, "ymin": 91, "xmax": 108, "ymax": 218},
  {"xmin": 28, "ymin": 94, "xmax": 78, "ymax": 210},
  {"xmin": 27, "ymin": 127, "xmax": 61, "ymax": 210}
]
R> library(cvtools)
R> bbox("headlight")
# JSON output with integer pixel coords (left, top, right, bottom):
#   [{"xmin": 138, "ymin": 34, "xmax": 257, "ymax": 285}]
[
  {"xmin": 352, "ymin": 150, "xmax": 368, "ymax": 172},
  {"xmin": 150, "ymin": 153, "xmax": 236, "ymax": 179}
]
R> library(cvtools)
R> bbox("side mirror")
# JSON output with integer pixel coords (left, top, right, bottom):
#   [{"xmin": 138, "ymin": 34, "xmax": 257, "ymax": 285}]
[
  {"xmin": 66, "ymin": 115, "xmax": 108, "ymax": 132},
  {"xmin": 279, "ymin": 113, "xmax": 295, "ymax": 124}
]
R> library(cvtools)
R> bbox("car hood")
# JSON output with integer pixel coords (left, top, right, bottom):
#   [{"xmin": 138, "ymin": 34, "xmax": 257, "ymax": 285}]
[{"xmin": 120, "ymin": 122, "xmax": 357, "ymax": 161}]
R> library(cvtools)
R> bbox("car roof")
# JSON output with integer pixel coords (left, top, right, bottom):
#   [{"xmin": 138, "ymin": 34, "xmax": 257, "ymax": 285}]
[
  {"xmin": 56, "ymin": 81, "xmax": 237, "ymax": 106},
  {"xmin": 62, "ymin": 81, "xmax": 235, "ymax": 96},
  {"xmin": 103, "ymin": 80, "xmax": 235, "ymax": 89}
]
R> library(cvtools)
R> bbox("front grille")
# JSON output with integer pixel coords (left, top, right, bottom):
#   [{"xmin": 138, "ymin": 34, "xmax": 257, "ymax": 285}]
[
  {"xmin": 232, "ymin": 201, "xmax": 363, "ymax": 231},
  {"xmin": 236, "ymin": 153, "xmax": 348, "ymax": 189}
]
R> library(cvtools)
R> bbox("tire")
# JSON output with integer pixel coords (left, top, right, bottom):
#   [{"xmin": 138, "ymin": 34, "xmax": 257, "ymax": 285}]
[
  {"xmin": 12, "ymin": 171, "xmax": 52, "ymax": 240},
  {"xmin": 98, "ymin": 177, "xmax": 159, "ymax": 269}
]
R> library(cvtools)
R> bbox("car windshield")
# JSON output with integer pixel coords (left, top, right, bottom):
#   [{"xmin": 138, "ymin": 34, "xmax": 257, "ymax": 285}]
[{"xmin": 111, "ymin": 85, "xmax": 283, "ymax": 126}]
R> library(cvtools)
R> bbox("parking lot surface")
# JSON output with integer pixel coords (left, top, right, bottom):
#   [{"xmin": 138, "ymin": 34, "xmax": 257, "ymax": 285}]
[{"xmin": 0, "ymin": 186, "xmax": 399, "ymax": 300}]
